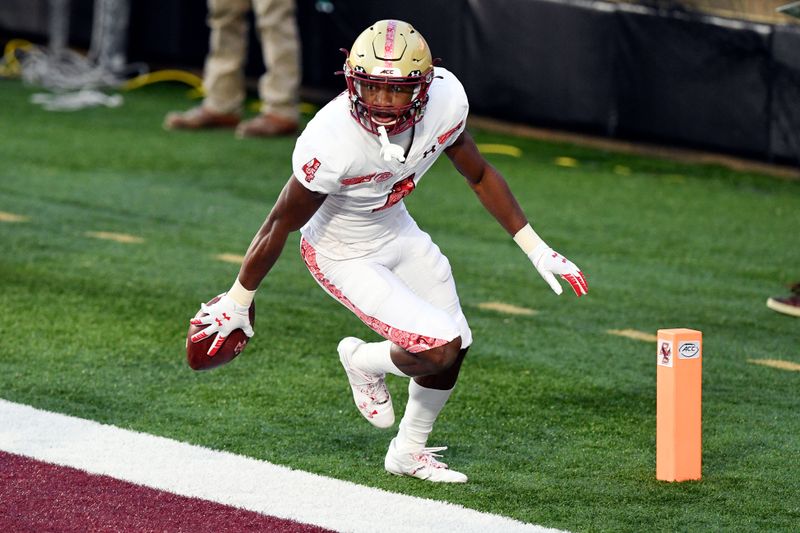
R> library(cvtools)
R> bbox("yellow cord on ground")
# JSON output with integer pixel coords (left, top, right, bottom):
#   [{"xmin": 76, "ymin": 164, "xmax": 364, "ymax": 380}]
[
  {"xmin": 122, "ymin": 69, "xmax": 204, "ymax": 97},
  {"xmin": 0, "ymin": 39, "xmax": 34, "ymax": 78}
]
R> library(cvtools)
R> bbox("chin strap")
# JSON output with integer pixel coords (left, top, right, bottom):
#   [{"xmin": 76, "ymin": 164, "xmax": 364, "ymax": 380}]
[{"xmin": 377, "ymin": 126, "xmax": 406, "ymax": 163}]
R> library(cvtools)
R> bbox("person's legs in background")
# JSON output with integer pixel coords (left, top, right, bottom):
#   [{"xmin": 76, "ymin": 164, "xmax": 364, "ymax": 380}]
[
  {"xmin": 236, "ymin": 0, "xmax": 300, "ymax": 137},
  {"xmin": 164, "ymin": 0, "xmax": 250, "ymax": 130}
]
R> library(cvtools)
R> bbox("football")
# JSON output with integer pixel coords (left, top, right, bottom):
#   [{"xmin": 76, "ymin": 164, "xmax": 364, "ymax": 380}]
[{"xmin": 186, "ymin": 295, "xmax": 255, "ymax": 371}]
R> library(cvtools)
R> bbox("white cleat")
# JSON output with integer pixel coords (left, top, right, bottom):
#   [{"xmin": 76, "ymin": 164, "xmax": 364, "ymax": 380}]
[
  {"xmin": 338, "ymin": 337, "xmax": 395, "ymax": 428},
  {"xmin": 384, "ymin": 438, "xmax": 468, "ymax": 483}
]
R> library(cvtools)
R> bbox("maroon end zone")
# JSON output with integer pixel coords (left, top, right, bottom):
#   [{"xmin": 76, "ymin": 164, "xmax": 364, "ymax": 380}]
[{"xmin": 0, "ymin": 452, "xmax": 334, "ymax": 533}]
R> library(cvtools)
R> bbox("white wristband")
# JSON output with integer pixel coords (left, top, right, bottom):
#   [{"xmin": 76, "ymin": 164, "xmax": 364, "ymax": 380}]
[
  {"xmin": 513, "ymin": 223, "xmax": 544, "ymax": 256},
  {"xmin": 227, "ymin": 278, "xmax": 256, "ymax": 307}
]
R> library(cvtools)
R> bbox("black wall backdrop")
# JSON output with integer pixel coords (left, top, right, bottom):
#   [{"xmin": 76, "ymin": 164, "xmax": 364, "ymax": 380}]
[{"xmin": 1, "ymin": 0, "xmax": 799, "ymax": 165}]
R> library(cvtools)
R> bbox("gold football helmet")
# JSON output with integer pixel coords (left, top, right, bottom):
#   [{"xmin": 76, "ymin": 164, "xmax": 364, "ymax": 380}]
[{"xmin": 343, "ymin": 20, "xmax": 434, "ymax": 135}]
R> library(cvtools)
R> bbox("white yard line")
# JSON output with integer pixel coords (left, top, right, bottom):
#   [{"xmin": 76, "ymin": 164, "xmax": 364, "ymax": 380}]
[
  {"xmin": 477, "ymin": 301, "xmax": 537, "ymax": 316},
  {"xmin": 0, "ymin": 399, "xmax": 566, "ymax": 533},
  {"xmin": 747, "ymin": 358, "xmax": 800, "ymax": 372},
  {"xmin": 85, "ymin": 231, "xmax": 144, "ymax": 244},
  {"xmin": 607, "ymin": 329, "xmax": 657, "ymax": 342}
]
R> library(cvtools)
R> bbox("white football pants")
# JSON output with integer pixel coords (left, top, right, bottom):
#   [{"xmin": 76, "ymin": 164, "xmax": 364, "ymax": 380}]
[{"xmin": 300, "ymin": 220, "xmax": 472, "ymax": 353}]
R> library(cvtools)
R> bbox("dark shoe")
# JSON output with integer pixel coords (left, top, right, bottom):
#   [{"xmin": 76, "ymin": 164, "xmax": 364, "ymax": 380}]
[
  {"xmin": 235, "ymin": 113, "xmax": 298, "ymax": 138},
  {"xmin": 163, "ymin": 106, "xmax": 240, "ymax": 130},
  {"xmin": 767, "ymin": 282, "xmax": 800, "ymax": 317}
]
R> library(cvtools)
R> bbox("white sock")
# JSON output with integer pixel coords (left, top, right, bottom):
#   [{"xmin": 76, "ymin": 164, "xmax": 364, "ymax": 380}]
[
  {"xmin": 395, "ymin": 380, "xmax": 454, "ymax": 453},
  {"xmin": 351, "ymin": 340, "xmax": 409, "ymax": 377}
]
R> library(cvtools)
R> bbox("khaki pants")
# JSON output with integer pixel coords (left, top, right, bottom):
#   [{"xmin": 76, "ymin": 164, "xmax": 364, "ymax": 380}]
[{"xmin": 203, "ymin": 0, "xmax": 300, "ymax": 120}]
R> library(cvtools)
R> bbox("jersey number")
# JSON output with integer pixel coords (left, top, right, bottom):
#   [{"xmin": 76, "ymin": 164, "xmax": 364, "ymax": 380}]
[{"xmin": 372, "ymin": 175, "xmax": 416, "ymax": 212}]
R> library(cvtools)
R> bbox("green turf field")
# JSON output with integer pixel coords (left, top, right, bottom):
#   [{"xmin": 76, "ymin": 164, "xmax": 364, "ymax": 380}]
[{"xmin": 1, "ymin": 78, "xmax": 798, "ymax": 532}]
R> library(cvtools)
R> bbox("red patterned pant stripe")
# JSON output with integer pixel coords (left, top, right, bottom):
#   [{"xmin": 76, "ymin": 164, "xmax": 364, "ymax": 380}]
[{"xmin": 300, "ymin": 239, "xmax": 449, "ymax": 353}]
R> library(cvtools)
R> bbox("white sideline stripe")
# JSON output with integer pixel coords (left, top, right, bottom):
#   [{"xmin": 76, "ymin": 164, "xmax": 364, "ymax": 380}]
[{"xmin": 0, "ymin": 399, "xmax": 565, "ymax": 533}]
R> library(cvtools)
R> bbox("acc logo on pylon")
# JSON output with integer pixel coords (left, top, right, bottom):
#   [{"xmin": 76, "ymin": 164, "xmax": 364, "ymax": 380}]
[{"xmin": 678, "ymin": 341, "xmax": 700, "ymax": 359}]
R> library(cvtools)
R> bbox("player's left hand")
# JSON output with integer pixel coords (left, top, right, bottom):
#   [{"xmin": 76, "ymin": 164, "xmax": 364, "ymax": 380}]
[{"xmin": 528, "ymin": 243, "xmax": 588, "ymax": 297}]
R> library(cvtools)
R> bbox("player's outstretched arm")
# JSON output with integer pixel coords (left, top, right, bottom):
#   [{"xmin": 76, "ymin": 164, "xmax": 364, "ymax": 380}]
[
  {"xmin": 445, "ymin": 131, "xmax": 588, "ymax": 297},
  {"xmin": 190, "ymin": 176, "xmax": 327, "ymax": 354}
]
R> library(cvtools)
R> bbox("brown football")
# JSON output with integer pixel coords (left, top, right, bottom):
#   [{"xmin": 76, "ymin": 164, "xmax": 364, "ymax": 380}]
[{"xmin": 186, "ymin": 295, "xmax": 255, "ymax": 371}]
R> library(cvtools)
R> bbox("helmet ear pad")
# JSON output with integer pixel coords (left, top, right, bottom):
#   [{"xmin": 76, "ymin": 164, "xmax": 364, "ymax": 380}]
[{"xmin": 343, "ymin": 19, "xmax": 434, "ymax": 135}]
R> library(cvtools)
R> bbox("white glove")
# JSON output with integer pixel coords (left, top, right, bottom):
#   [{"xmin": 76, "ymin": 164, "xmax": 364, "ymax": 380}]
[
  {"xmin": 189, "ymin": 293, "xmax": 254, "ymax": 355},
  {"xmin": 377, "ymin": 125, "xmax": 406, "ymax": 162},
  {"xmin": 528, "ymin": 243, "xmax": 588, "ymax": 297}
]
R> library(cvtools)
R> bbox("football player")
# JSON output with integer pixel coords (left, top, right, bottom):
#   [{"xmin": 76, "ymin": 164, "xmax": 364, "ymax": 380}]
[{"xmin": 190, "ymin": 19, "xmax": 588, "ymax": 483}]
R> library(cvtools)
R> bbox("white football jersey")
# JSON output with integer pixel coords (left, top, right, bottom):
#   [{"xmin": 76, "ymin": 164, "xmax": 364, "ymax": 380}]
[{"xmin": 292, "ymin": 67, "xmax": 468, "ymax": 259}]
